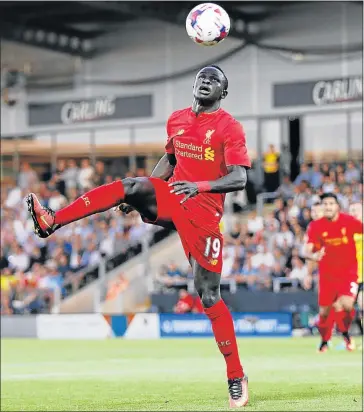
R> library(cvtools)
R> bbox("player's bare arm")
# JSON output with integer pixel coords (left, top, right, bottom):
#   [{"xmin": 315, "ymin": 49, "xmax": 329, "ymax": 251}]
[{"xmin": 169, "ymin": 165, "xmax": 247, "ymax": 204}]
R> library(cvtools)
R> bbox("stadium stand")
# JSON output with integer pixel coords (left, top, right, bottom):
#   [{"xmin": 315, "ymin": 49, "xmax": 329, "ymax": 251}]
[
  {"xmin": 0, "ymin": 159, "xmax": 170, "ymax": 314},
  {"xmin": 153, "ymin": 160, "xmax": 363, "ymax": 305}
]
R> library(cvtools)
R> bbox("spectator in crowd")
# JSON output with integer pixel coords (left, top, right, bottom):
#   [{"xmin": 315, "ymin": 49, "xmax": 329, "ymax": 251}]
[
  {"xmin": 273, "ymin": 222, "xmax": 295, "ymax": 249},
  {"xmin": 94, "ymin": 160, "xmax": 106, "ymax": 186},
  {"xmin": 345, "ymin": 160, "xmax": 361, "ymax": 183},
  {"xmin": 173, "ymin": 289, "xmax": 194, "ymax": 314},
  {"xmin": 157, "ymin": 262, "xmax": 187, "ymax": 289},
  {"xmin": 251, "ymin": 241, "xmax": 275, "ymax": 270},
  {"xmin": 322, "ymin": 173, "xmax": 336, "ymax": 193},
  {"xmin": 287, "ymin": 257, "xmax": 309, "ymax": 289},
  {"xmin": 78, "ymin": 158, "xmax": 94, "ymax": 190},
  {"xmin": 18, "ymin": 162, "xmax": 38, "ymax": 190},
  {"xmin": 277, "ymin": 175, "xmax": 295, "ymax": 200},
  {"xmin": 294, "ymin": 163, "xmax": 311, "ymax": 186},
  {"xmin": 279, "ymin": 144, "xmax": 291, "ymax": 178},
  {"xmin": 63, "ymin": 159, "xmax": 79, "ymax": 193},
  {"xmin": 247, "ymin": 210, "xmax": 264, "ymax": 235},
  {"xmin": 310, "ymin": 163, "xmax": 323, "ymax": 189},
  {"xmin": 263, "ymin": 144, "xmax": 280, "ymax": 192}
]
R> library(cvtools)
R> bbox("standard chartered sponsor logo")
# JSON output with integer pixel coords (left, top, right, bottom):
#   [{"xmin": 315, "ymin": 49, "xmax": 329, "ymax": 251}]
[
  {"xmin": 175, "ymin": 140, "xmax": 203, "ymax": 152},
  {"xmin": 175, "ymin": 148, "xmax": 203, "ymax": 160},
  {"xmin": 174, "ymin": 140, "xmax": 215, "ymax": 161}
]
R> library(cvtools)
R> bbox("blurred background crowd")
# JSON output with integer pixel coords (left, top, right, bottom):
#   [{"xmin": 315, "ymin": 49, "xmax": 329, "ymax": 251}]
[
  {"xmin": 1, "ymin": 159, "xmax": 154, "ymax": 314},
  {"xmin": 2, "ymin": 156, "xmax": 362, "ymax": 315},
  {"xmin": 0, "ymin": 1, "xmax": 362, "ymax": 317}
]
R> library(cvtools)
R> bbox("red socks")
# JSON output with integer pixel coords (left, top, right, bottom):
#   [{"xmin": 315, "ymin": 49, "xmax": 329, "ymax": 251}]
[
  {"xmin": 55, "ymin": 181, "xmax": 125, "ymax": 226},
  {"xmin": 204, "ymin": 299, "xmax": 244, "ymax": 380},
  {"xmin": 335, "ymin": 309, "xmax": 355, "ymax": 334},
  {"xmin": 317, "ymin": 312, "xmax": 335, "ymax": 342}
]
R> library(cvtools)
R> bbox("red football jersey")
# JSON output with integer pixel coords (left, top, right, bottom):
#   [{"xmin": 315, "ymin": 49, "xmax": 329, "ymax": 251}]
[
  {"xmin": 306, "ymin": 213, "xmax": 363, "ymax": 280},
  {"xmin": 165, "ymin": 107, "xmax": 251, "ymax": 218}
]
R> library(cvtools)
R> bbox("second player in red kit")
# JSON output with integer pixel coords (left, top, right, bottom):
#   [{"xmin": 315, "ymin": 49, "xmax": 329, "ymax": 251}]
[
  {"xmin": 305, "ymin": 193, "xmax": 363, "ymax": 352},
  {"xmin": 26, "ymin": 65, "xmax": 251, "ymax": 408}
]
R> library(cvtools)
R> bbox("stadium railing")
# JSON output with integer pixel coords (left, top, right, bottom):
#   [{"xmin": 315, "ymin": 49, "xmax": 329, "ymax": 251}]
[
  {"xmin": 51, "ymin": 227, "xmax": 173, "ymax": 313},
  {"xmin": 256, "ymin": 191, "xmax": 278, "ymax": 216}
]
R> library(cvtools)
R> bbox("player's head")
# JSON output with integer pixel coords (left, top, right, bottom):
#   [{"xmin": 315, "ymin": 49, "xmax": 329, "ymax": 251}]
[
  {"xmin": 349, "ymin": 202, "xmax": 363, "ymax": 222},
  {"xmin": 311, "ymin": 202, "xmax": 323, "ymax": 221},
  {"xmin": 320, "ymin": 193, "xmax": 340, "ymax": 220},
  {"xmin": 193, "ymin": 65, "xmax": 228, "ymax": 103}
]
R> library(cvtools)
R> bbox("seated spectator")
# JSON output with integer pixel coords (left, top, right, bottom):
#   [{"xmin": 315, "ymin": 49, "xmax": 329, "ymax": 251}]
[
  {"xmin": 173, "ymin": 289, "xmax": 194, "ymax": 314},
  {"xmin": 224, "ymin": 222, "xmax": 246, "ymax": 245},
  {"xmin": 294, "ymin": 163, "xmax": 311, "ymax": 186},
  {"xmin": 322, "ymin": 174, "xmax": 335, "ymax": 193},
  {"xmin": 7, "ymin": 244, "xmax": 30, "ymax": 273},
  {"xmin": 271, "ymin": 261, "xmax": 284, "ymax": 279},
  {"xmin": 157, "ymin": 262, "xmax": 186, "ymax": 289},
  {"xmin": 273, "ymin": 248, "xmax": 287, "ymax": 268},
  {"xmin": 247, "ymin": 210, "xmax": 264, "ymax": 235},
  {"xmin": 251, "ymin": 241, "xmax": 274, "ymax": 269},
  {"xmin": 287, "ymin": 257, "xmax": 308, "ymax": 289},
  {"xmin": 47, "ymin": 189, "xmax": 67, "ymax": 211},
  {"xmin": 11, "ymin": 279, "xmax": 44, "ymax": 314},
  {"xmin": 237, "ymin": 252, "xmax": 259, "ymax": 289},
  {"xmin": 277, "ymin": 175, "xmax": 295, "ymax": 200},
  {"xmin": 299, "ymin": 207, "xmax": 311, "ymax": 230},
  {"xmin": 93, "ymin": 160, "xmax": 106, "ymax": 186},
  {"xmin": 345, "ymin": 160, "xmax": 360, "ymax": 183},
  {"xmin": 18, "ymin": 162, "xmax": 38, "ymax": 190},
  {"xmin": 310, "ymin": 163, "xmax": 323, "ymax": 189},
  {"xmin": 286, "ymin": 198, "xmax": 300, "ymax": 219},
  {"xmin": 273, "ymin": 223, "xmax": 294, "ymax": 249},
  {"xmin": 255, "ymin": 264, "xmax": 272, "ymax": 290},
  {"xmin": 78, "ymin": 158, "xmax": 94, "ymax": 190}
]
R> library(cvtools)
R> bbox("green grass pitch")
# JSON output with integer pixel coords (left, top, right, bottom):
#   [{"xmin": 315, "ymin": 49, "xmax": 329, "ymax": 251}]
[{"xmin": 1, "ymin": 337, "xmax": 362, "ymax": 411}]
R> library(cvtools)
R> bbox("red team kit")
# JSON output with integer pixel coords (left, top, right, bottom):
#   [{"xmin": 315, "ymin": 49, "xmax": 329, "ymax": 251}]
[
  {"xmin": 147, "ymin": 107, "xmax": 251, "ymax": 273},
  {"xmin": 306, "ymin": 213, "xmax": 363, "ymax": 306}
]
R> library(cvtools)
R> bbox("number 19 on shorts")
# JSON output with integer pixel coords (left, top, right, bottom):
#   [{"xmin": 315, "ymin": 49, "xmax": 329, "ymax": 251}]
[{"xmin": 204, "ymin": 236, "xmax": 221, "ymax": 259}]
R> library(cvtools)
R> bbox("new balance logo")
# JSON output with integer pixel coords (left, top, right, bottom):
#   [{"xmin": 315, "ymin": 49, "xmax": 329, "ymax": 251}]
[
  {"xmin": 203, "ymin": 129, "xmax": 215, "ymax": 145},
  {"xmin": 204, "ymin": 147, "xmax": 215, "ymax": 161}
]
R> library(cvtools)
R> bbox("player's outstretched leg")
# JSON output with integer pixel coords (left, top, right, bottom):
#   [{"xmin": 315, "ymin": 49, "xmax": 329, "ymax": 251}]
[
  {"xmin": 316, "ymin": 307, "xmax": 334, "ymax": 353},
  {"xmin": 192, "ymin": 258, "xmax": 248, "ymax": 408},
  {"xmin": 26, "ymin": 178, "xmax": 157, "ymax": 238},
  {"xmin": 334, "ymin": 297, "xmax": 356, "ymax": 351}
]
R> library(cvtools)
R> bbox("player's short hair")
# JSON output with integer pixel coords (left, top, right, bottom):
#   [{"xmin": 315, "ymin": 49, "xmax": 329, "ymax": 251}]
[{"xmin": 320, "ymin": 192, "xmax": 339, "ymax": 203}]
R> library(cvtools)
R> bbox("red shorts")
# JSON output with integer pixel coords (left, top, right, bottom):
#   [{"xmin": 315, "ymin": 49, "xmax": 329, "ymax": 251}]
[
  {"xmin": 146, "ymin": 178, "xmax": 223, "ymax": 273},
  {"xmin": 318, "ymin": 276, "xmax": 358, "ymax": 307}
]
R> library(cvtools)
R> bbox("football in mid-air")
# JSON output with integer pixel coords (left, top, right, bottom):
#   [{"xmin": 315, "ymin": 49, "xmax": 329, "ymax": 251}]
[{"xmin": 186, "ymin": 3, "xmax": 230, "ymax": 46}]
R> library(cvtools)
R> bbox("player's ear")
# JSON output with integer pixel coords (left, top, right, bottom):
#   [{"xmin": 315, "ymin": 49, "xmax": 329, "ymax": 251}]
[{"xmin": 221, "ymin": 90, "xmax": 228, "ymax": 99}]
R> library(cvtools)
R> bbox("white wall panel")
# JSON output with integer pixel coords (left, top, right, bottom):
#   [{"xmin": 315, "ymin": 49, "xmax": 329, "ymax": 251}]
[
  {"xmin": 1, "ymin": 5, "xmax": 362, "ymax": 139},
  {"xmin": 302, "ymin": 113, "xmax": 349, "ymax": 158}
]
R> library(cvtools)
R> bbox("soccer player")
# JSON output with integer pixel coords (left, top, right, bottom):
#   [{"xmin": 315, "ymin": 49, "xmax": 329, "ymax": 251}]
[
  {"xmin": 305, "ymin": 193, "xmax": 363, "ymax": 352},
  {"xmin": 349, "ymin": 202, "xmax": 363, "ymax": 340},
  {"xmin": 26, "ymin": 65, "xmax": 250, "ymax": 408}
]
